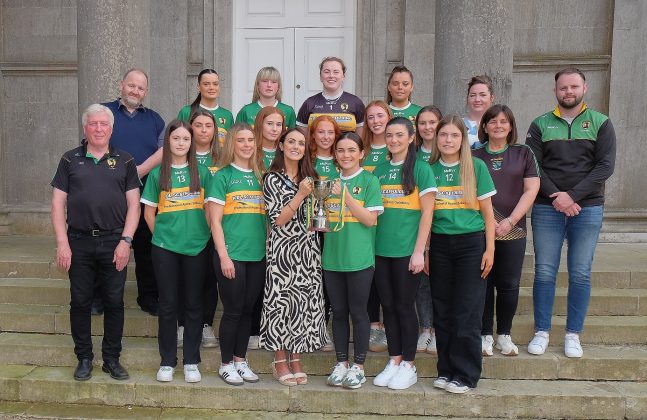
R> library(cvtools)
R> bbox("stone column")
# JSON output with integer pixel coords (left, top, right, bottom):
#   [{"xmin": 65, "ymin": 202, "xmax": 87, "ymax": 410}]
[
  {"xmin": 433, "ymin": 0, "xmax": 514, "ymax": 115},
  {"xmin": 404, "ymin": 0, "xmax": 436, "ymax": 104},
  {"xmin": 77, "ymin": 0, "xmax": 151, "ymax": 112}
]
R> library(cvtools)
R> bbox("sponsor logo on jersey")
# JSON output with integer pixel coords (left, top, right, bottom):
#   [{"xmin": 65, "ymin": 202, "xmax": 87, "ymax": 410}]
[
  {"xmin": 158, "ymin": 187, "xmax": 205, "ymax": 213},
  {"xmin": 381, "ymin": 185, "xmax": 421, "ymax": 210},
  {"xmin": 326, "ymin": 197, "xmax": 365, "ymax": 224},
  {"xmin": 224, "ymin": 190, "xmax": 265, "ymax": 215},
  {"xmin": 435, "ymin": 186, "xmax": 480, "ymax": 211}
]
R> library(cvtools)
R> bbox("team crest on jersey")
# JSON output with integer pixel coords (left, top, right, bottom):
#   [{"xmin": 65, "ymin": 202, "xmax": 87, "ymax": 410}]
[
  {"xmin": 219, "ymin": 117, "xmax": 226, "ymax": 125},
  {"xmin": 581, "ymin": 120, "xmax": 591, "ymax": 129},
  {"xmin": 106, "ymin": 158, "xmax": 117, "ymax": 169},
  {"xmin": 341, "ymin": 103, "xmax": 349, "ymax": 111},
  {"xmin": 490, "ymin": 157, "xmax": 503, "ymax": 171},
  {"xmin": 352, "ymin": 186, "xmax": 362, "ymax": 195}
]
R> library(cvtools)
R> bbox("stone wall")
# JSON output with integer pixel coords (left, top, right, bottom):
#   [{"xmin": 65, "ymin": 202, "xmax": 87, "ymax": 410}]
[{"xmin": 1, "ymin": 0, "xmax": 645, "ymax": 239}]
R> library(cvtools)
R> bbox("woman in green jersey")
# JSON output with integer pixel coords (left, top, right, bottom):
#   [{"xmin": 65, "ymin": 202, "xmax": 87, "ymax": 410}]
[
  {"xmin": 173, "ymin": 110, "xmax": 221, "ymax": 350},
  {"xmin": 428, "ymin": 115, "xmax": 496, "ymax": 394},
  {"xmin": 413, "ymin": 105, "xmax": 443, "ymax": 355},
  {"xmin": 253, "ymin": 106, "xmax": 285, "ymax": 173},
  {"xmin": 360, "ymin": 100, "xmax": 393, "ymax": 351},
  {"xmin": 141, "ymin": 120, "xmax": 211, "ymax": 384},
  {"xmin": 324, "ymin": 132, "xmax": 384, "ymax": 390},
  {"xmin": 386, "ymin": 66, "xmax": 421, "ymax": 125},
  {"xmin": 372, "ymin": 117, "xmax": 436, "ymax": 390},
  {"xmin": 235, "ymin": 66, "xmax": 297, "ymax": 129},
  {"xmin": 177, "ymin": 69, "xmax": 234, "ymax": 145},
  {"xmin": 206, "ymin": 123, "xmax": 266, "ymax": 386},
  {"xmin": 309, "ymin": 115, "xmax": 341, "ymax": 181}
]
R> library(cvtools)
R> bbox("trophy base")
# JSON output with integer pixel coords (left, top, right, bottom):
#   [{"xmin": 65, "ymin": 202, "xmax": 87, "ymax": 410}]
[{"xmin": 308, "ymin": 226, "xmax": 331, "ymax": 232}]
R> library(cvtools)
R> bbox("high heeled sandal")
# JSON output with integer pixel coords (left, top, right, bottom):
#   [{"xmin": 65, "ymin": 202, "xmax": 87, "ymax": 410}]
[
  {"xmin": 271, "ymin": 359, "xmax": 297, "ymax": 386},
  {"xmin": 289, "ymin": 356, "xmax": 308, "ymax": 385}
]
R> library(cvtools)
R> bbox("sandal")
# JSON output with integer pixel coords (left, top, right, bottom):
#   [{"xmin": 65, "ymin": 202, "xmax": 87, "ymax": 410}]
[
  {"xmin": 289, "ymin": 356, "xmax": 308, "ymax": 385},
  {"xmin": 271, "ymin": 359, "xmax": 297, "ymax": 387}
]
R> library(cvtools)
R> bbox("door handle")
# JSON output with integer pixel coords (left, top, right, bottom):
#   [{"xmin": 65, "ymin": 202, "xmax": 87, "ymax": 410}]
[{"xmin": 296, "ymin": 84, "xmax": 301, "ymax": 89}]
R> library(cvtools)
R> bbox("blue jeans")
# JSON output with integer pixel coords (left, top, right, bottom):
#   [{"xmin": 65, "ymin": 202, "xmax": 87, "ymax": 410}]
[{"xmin": 531, "ymin": 204, "xmax": 603, "ymax": 333}]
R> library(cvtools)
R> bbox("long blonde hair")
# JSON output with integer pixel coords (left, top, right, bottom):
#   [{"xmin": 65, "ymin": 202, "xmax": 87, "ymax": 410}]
[
  {"xmin": 430, "ymin": 115, "xmax": 478, "ymax": 209},
  {"xmin": 218, "ymin": 123, "xmax": 263, "ymax": 183}
]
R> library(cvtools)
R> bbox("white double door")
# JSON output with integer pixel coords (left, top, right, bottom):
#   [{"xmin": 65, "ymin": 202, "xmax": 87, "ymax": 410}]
[{"xmin": 232, "ymin": 0, "xmax": 356, "ymax": 114}]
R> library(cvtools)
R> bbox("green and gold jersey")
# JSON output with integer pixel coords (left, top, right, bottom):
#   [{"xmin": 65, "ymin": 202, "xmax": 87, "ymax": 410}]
[
  {"xmin": 196, "ymin": 151, "xmax": 219, "ymax": 175},
  {"xmin": 262, "ymin": 148, "xmax": 276, "ymax": 170},
  {"xmin": 389, "ymin": 102, "xmax": 422, "ymax": 127},
  {"xmin": 178, "ymin": 104, "xmax": 234, "ymax": 147},
  {"xmin": 430, "ymin": 158, "xmax": 496, "ymax": 235},
  {"xmin": 205, "ymin": 164, "xmax": 266, "ymax": 261},
  {"xmin": 235, "ymin": 101, "xmax": 297, "ymax": 129},
  {"xmin": 314, "ymin": 155, "xmax": 339, "ymax": 180},
  {"xmin": 141, "ymin": 164, "xmax": 211, "ymax": 256},
  {"xmin": 322, "ymin": 169, "xmax": 384, "ymax": 272},
  {"xmin": 374, "ymin": 159, "xmax": 437, "ymax": 257},
  {"xmin": 416, "ymin": 146, "xmax": 432, "ymax": 163},
  {"xmin": 362, "ymin": 144, "xmax": 389, "ymax": 172}
]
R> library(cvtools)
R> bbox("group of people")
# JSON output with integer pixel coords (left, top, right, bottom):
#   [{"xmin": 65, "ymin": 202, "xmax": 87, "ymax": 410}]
[{"xmin": 51, "ymin": 57, "xmax": 615, "ymax": 394}]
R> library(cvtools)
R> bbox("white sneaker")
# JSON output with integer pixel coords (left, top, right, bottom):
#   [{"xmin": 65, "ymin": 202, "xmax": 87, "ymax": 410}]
[
  {"xmin": 433, "ymin": 376, "xmax": 450, "ymax": 390},
  {"xmin": 373, "ymin": 359, "xmax": 400, "ymax": 387},
  {"xmin": 388, "ymin": 361, "xmax": 417, "ymax": 390},
  {"xmin": 219, "ymin": 363, "xmax": 244, "ymax": 386},
  {"xmin": 416, "ymin": 331, "xmax": 431, "ymax": 352},
  {"xmin": 183, "ymin": 364, "xmax": 201, "ymax": 383},
  {"xmin": 235, "ymin": 360, "xmax": 259, "ymax": 383},
  {"xmin": 327, "ymin": 362, "xmax": 349, "ymax": 387},
  {"xmin": 564, "ymin": 333, "xmax": 583, "ymax": 358},
  {"xmin": 496, "ymin": 334, "xmax": 519, "ymax": 356},
  {"xmin": 202, "ymin": 324, "xmax": 218, "ymax": 348},
  {"xmin": 341, "ymin": 364, "xmax": 366, "ymax": 389},
  {"xmin": 321, "ymin": 331, "xmax": 334, "ymax": 352},
  {"xmin": 528, "ymin": 331, "xmax": 549, "ymax": 355},
  {"xmin": 156, "ymin": 366, "xmax": 174, "ymax": 382},
  {"xmin": 177, "ymin": 326, "xmax": 184, "ymax": 348},
  {"xmin": 482, "ymin": 335, "xmax": 494, "ymax": 356},
  {"xmin": 445, "ymin": 380, "xmax": 470, "ymax": 394},
  {"xmin": 248, "ymin": 335, "xmax": 260, "ymax": 349},
  {"xmin": 427, "ymin": 331, "xmax": 437, "ymax": 355}
]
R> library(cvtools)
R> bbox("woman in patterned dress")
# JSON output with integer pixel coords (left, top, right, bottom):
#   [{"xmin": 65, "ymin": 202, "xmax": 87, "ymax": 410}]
[{"xmin": 260, "ymin": 128, "xmax": 325, "ymax": 386}]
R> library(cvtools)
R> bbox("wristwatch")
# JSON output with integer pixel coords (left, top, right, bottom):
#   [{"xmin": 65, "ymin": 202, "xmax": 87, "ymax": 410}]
[{"xmin": 120, "ymin": 236, "xmax": 133, "ymax": 245}]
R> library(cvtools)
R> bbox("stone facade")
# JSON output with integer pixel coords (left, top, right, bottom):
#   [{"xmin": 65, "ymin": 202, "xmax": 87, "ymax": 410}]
[{"xmin": 1, "ymin": 0, "xmax": 645, "ymax": 240}]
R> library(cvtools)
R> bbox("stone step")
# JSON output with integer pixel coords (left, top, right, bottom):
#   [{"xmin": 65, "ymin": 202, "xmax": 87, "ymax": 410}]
[
  {"xmin": 1, "ymin": 303, "xmax": 646, "ymax": 344},
  {"xmin": 1, "ymin": 333, "xmax": 645, "ymax": 382},
  {"xmin": 519, "ymin": 269, "xmax": 647, "ymax": 289},
  {"xmin": 0, "ymin": 364, "xmax": 645, "ymax": 419},
  {"xmin": 3, "ymin": 278, "xmax": 646, "ymax": 316}
]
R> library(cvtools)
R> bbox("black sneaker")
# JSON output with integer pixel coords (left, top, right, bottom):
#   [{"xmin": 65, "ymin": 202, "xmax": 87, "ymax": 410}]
[{"xmin": 102, "ymin": 360, "xmax": 130, "ymax": 380}]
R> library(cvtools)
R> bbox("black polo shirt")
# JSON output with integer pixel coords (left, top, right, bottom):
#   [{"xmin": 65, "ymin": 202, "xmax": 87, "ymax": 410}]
[{"xmin": 51, "ymin": 144, "xmax": 140, "ymax": 231}]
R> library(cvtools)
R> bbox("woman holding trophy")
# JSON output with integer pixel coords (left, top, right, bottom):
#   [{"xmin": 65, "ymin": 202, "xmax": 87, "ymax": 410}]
[
  {"xmin": 323, "ymin": 132, "xmax": 384, "ymax": 390},
  {"xmin": 260, "ymin": 128, "xmax": 326, "ymax": 386}
]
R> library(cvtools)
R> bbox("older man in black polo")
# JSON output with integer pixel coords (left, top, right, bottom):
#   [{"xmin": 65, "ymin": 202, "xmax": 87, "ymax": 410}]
[{"xmin": 51, "ymin": 104, "xmax": 140, "ymax": 381}]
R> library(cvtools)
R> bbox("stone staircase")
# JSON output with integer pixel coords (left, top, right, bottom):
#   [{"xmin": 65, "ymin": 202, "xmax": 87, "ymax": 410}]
[{"xmin": 0, "ymin": 236, "xmax": 646, "ymax": 419}]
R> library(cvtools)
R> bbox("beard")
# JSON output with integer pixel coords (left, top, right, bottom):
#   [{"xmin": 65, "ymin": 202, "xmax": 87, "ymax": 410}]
[
  {"xmin": 557, "ymin": 94, "xmax": 583, "ymax": 110},
  {"xmin": 122, "ymin": 95, "xmax": 142, "ymax": 109}
]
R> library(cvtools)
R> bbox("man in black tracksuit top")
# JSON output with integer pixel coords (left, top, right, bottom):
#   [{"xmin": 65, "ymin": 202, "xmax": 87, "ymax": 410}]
[{"xmin": 524, "ymin": 67, "xmax": 616, "ymax": 359}]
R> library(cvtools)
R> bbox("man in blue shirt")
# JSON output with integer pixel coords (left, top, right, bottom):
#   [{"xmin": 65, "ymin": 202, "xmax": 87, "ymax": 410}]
[{"xmin": 102, "ymin": 68, "xmax": 165, "ymax": 316}]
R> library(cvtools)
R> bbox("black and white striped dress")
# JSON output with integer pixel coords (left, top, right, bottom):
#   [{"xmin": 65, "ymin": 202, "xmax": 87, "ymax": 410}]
[{"xmin": 259, "ymin": 172, "xmax": 326, "ymax": 353}]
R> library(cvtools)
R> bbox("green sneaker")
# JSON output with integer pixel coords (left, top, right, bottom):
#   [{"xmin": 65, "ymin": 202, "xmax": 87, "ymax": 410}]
[
  {"xmin": 327, "ymin": 362, "xmax": 349, "ymax": 387},
  {"xmin": 342, "ymin": 364, "xmax": 366, "ymax": 389}
]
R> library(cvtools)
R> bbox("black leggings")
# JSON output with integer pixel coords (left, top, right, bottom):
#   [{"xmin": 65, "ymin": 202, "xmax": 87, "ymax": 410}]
[
  {"xmin": 374, "ymin": 256, "xmax": 420, "ymax": 361},
  {"xmin": 152, "ymin": 245, "xmax": 207, "ymax": 367},
  {"xmin": 178, "ymin": 242, "xmax": 219, "ymax": 327},
  {"xmin": 216, "ymin": 259, "xmax": 266, "ymax": 364},
  {"xmin": 323, "ymin": 267, "xmax": 373, "ymax": 365},
  {"xmin": 367, "ymin": 279, "xmax": 382, "ymax": 323},
  {"xmin": 481, "ymin": 238, "xmax": 526, "ymax": 335}
]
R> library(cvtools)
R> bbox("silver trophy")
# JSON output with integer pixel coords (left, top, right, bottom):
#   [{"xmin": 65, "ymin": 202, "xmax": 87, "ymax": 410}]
[{"xmin": 309, "ymin": 179, "xmax": 335, "ymax": 232}]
